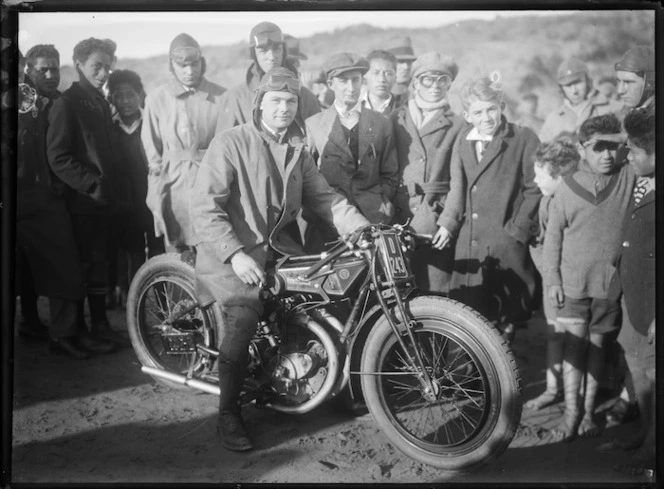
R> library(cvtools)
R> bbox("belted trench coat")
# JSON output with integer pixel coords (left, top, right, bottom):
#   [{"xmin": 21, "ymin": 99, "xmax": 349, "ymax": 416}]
[
  {"xmin": 141, "ymin": 76, "xmax": 228, "ymax": 248},
  {"xmin": 191, "ymin": 122, "xmax": 370, "ymax": 313},
  {"xmin": 390, "ymin": 103, "xmax": 465, "ymax": 293}
]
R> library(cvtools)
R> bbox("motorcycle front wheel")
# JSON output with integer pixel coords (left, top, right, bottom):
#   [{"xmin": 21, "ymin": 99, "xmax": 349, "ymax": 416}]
[
  {"xmin": 126, "ymin": 253, "xmax": 221, "ymax": 390},
  {"xmin": 360, "ymin": 295, "xmax": 521, "ymax": 472}
]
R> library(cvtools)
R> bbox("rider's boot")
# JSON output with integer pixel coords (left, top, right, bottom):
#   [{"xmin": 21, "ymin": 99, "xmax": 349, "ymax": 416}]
[{"xmin": 217, "ymin": 358, "xmax": 253, "ymax": 451}]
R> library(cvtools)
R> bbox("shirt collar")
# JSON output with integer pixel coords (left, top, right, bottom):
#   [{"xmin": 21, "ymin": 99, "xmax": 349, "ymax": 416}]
[
  {"xmin": 113, "ymin": 109, "xmax": 143, "ymax": 135},
  {"xmin": 361, "ymin": 91, "xmax": 392, "ymax": 112},
  {"xmin": 334, "ymin": 99, "xmax": 362, "ymax": 118},
  {"xmin": 466, "ymin": 126, "xmax": 494, "ymax": 142},
  {"xmin": 261, "ymin": 118, "xmax": 287, "ymax": 143}
]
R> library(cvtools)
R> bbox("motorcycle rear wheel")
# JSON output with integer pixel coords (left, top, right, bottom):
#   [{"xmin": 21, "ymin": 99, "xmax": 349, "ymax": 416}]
[
  {"xmin": 126, "ymin": 253, "xmax": 221, "ymax": 390},
  {"xmin": 360, "ymin": 295, "xmax": 521, "ymax": 472}
]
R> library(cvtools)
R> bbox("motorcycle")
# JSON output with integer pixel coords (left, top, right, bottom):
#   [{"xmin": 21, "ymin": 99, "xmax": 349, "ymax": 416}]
[{"xmin": 126, "ymin": 223, "xmax": 522, "ymax": 472}]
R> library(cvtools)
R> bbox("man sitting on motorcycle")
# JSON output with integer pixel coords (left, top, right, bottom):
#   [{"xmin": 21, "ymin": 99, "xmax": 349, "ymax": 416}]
[{"xmin": 190, "ymin": 67, "xmax": 371, "ymax": 451}]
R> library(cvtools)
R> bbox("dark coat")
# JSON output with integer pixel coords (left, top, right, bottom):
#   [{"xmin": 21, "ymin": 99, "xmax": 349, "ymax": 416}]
[
  {"xmin": 439, "ymin": 118, "xmax": 542, "ymax": 324},
  {"xmin": 17, "ymin": 91, "xmax": 83, "ymax": 300},
  {"xmin": 390, "ymin": 103, "xmax": 465, "ymax": 293},
  {"xmin": 46, "ymin": 82, "xmax": 129, "ymax": 215},
  {"xmin": 305, "ymin": 106, "xmax": 399, "ymax": 224},
  {"xmin": 191, "ymin": 122, "xmax": 370, "ymax": 312},
  {"xmin": 608, "ymin": 189, "xmax": 655, "ymax": 335}
]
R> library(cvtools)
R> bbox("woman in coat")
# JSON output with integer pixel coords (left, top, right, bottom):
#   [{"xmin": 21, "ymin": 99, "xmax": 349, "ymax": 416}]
[
  {"xmin": 390, "ymin": 52, "xmax": 465, "ymax": 293},
  {"xmin": 437, "ymin": 76, "xmax": 542, "ymax": 340},
  {"xmin": 141, "ymin": 33, "xmax": 228, "ymax": 252}
]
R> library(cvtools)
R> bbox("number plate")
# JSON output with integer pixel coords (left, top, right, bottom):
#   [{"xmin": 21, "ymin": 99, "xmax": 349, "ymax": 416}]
[{"xmin": 379, "ymin": 232, "xmax": 409, "ymax": 280}]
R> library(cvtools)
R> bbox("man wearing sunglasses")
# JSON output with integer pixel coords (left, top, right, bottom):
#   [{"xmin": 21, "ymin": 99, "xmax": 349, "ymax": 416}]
[
  {"xmin": 219, "ymin": 21, "xmax": 320, "ymax": 130},
  {"xmin": 303, "ymin": 52, "xmax": 399, "ymax": 253},
  {"xmin": 390, "ymin": 51, "xmax": 464, "ymax": 294},
  {"xmin": 543, "ymin": 113, "xmax": 636, "ymax": 441},
  {"xmin": 540, "ymin": 57, "xmax": 620, "ymax": 143},
  {"xmin": 191, "ymin": 67, "xmax": 370, "ymax": 452}
]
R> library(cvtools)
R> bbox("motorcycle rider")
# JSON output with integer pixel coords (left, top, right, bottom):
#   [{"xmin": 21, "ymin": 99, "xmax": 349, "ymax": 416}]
[{"xmin": 191, "ymin": 67, "xmax": 370, "ymax": 451}]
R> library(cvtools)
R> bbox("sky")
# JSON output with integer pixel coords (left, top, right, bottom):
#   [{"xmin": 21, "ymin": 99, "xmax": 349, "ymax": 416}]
[{"xmin": 19, "ymin": 10, "xmax": 572, "ymax": 61}]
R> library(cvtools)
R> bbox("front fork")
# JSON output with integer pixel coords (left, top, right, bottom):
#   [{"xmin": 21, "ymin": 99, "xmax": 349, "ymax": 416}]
[{"xmin": 370, "ymin": 255, "xmax": 438, "ymax": 401}]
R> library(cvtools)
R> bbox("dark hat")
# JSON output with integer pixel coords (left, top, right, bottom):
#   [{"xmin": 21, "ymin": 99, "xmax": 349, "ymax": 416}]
[
  {"xmin": 311, "ymin": 69, "xmax": 327, "ymax": 84},
  {"xmin": 323, "ymin": 52, "xmax": 369, "ymax": 79},
  {"xmin": 556, "ymin": 57, "xmax": 588, "ymax": 85},
  {"xmin": 170, "ymin": 33, "xmax": 201, "ymax": 63},
  {"xmin": 411, "ymin": 51, "xmax": 458, "ymax": 81},
  {"xmin": 250, "ymin": 21, "xmax": 284, "ymax": 47},
  {"xmin": 615, "ymin": 46, "xmax": 654, "ymax": 75},
  {"xmin": 284, "ymin": 34, "xmax": 307, "ymax": 61},
  {"xmin": 387, "ymin": 36, "xmax": 416, "ymax": 62}
]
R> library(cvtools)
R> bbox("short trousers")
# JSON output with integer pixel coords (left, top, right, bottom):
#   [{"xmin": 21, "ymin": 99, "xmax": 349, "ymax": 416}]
[
  {"xmin": 618, "ymin": 298, "xmax": 655, "ymax": 381},
  {"xmin": 557, "ymin": 296, "xmax": 621, "ymax": 335}
]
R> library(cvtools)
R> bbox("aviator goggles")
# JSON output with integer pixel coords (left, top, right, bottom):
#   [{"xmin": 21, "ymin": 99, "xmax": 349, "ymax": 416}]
[
  {"xmin": 418, "ymin": 72, "xmax": 452, "ymax": 88},
  {"xmin": 259, "ymin": 73, "xmax": 302, "ymax": 94}
]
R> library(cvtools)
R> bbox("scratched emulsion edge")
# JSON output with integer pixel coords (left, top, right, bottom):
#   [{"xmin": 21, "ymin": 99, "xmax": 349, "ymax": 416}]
[{"xmin": 1, "ymin": 2, "xmax": 20, "ymax": 487}]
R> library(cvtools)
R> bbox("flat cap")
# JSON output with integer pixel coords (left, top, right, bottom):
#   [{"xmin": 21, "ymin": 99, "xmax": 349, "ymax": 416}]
[
  {"xmin": 323, "ymin": 52, "xmax": 369, "ymax": 79},
  {"xmin": 412, "ymin": 51, "xmax": 458, "ymax": 81},
  {"xmin": 556, "ymin": 57, "xmax": 588, "ymax": 85},
  {"xmin": 387, "ymin": 36, "xmax": 416, "ymax": 62},
  {"xmin": 615, "ymin": 46, "xmax": 654, "ymax": 74},
  {"xmin": 250, "ymin": 21, "xmax": 283, "ymax": 47}
]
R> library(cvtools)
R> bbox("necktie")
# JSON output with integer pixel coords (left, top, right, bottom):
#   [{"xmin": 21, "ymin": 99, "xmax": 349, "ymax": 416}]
[
  {"xmin": 476, "ymin": 140, "xmax": 489, "ymax": 161},
  {"xmin": 633, "ymin": 178, "xmax": 649, "ymax": 205}
]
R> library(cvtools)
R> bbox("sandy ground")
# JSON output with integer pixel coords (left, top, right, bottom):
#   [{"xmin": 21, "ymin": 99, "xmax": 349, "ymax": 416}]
[{"xmin": 9, "ymin": 299, "xmax": 657, "ymax": 484}]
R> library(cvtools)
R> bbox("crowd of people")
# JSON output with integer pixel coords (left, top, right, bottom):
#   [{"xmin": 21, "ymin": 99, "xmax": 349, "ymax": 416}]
[{"xmin": 16, "ymin": 20, "xmax": 655, "ymax": 474}]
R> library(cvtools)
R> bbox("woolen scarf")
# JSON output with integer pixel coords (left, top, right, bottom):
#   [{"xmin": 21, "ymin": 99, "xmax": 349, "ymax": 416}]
[{"xmin": 409, "ymin": 93, "xmax": 449, "ymax": 130}]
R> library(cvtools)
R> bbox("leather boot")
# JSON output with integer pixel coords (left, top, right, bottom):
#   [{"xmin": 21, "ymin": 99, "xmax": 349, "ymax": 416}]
[
  {"xmin": 91, "ymin": 319, "xmax": 132, "ymax": 348},
  {"xmin": 217, "ymin": 358, "xmax": 252, "ymax": 451},
  {"xmin": 49, "ymin": 337, "xmax": 90, "ymax": 360},
  {"xmin": 77, "ymin": 331, "xmax": 117, "ymax": 354}
]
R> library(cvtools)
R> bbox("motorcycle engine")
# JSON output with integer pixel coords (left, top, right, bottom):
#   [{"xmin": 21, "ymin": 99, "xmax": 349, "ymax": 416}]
[{"xmin": 267, "ymin": 341, "xmax": 329, "ymax": 404}]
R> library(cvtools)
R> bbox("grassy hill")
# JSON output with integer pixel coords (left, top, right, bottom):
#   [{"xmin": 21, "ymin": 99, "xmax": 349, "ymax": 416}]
[{"xmin": 58, "ymin": 10, "xmax": 655, "ymax": 118}]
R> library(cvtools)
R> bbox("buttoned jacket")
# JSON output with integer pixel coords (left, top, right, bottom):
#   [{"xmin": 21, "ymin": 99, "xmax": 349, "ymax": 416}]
[{"xmin": 305, "ymin": 106, "xmax": 399, "ymax": 225}]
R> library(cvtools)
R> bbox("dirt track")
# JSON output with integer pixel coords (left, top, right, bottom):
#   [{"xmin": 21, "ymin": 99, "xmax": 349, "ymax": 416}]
[{"xmin": 10, "ymin": 300, "xmax": 656, "ymax": 484}]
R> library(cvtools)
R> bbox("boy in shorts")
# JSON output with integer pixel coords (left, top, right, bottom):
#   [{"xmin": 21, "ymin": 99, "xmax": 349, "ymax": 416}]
[
  {"xmin": 525, "ymin": 140, "xmax": 579, "ymax": 410},
  {"xmin": 543, "ymin": 113, "xmax": 635, "ymax": 440}
]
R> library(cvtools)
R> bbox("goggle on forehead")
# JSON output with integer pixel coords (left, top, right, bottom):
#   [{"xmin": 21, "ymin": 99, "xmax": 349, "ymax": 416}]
[
  {"xmin": 170, "ymin": 47, "xmax": 202, "ymax": 65},
  {"xmin": 260, "ymin": 73, "xmax": 301, "ymax": 94}
]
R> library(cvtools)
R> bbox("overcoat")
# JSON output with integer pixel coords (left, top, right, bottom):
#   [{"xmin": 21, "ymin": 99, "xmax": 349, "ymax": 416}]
[
  {"xmin": 141, "ymin": 76, "xmax": 228, "ymax": 248},
  {"xmin": 18, "ymin": 91, "xmax": 82, "ymax": 300},
  {"xmin": 439, "ymin": 118, "xmax": 542, "ymax": 324},
  {"xmin": 539, "ymin": 90, "xmax": 621, "ymax": 142},
  {"xmin": 218, "ymin": 61, "xmax": 321, "ymax": 131},
  {"xmin": 305, "ymin": 106, "xmax": 399, "ymax": 225},
  {"xmin": 191, "ymin": 122, "xmax": 370, "ymax": 313},
  {"xmin": 47, "ymin": 82, "xmax": 129, "ymax": 216},
  {"xmin": 608, "ymin": 188, "xmax": 655, "ymax": 335},
  {"xmin": 390, "ymin": 103, "xmax": 465, "ymax": 293}
]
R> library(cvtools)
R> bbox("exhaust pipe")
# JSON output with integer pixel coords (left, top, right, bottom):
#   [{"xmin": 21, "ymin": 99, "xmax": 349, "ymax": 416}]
[{"xmin": 142, "ymin": 366, "xmax": 220, "ymax": 395}]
